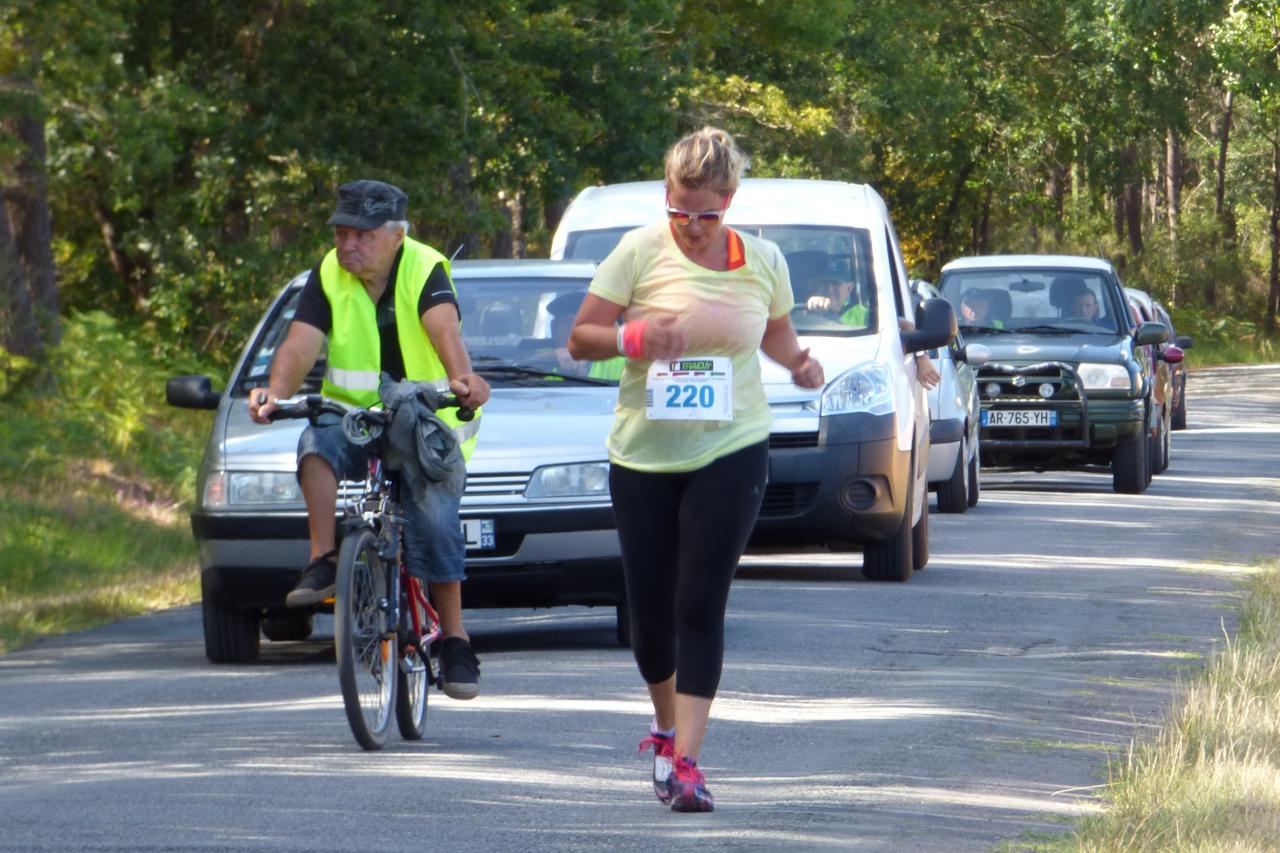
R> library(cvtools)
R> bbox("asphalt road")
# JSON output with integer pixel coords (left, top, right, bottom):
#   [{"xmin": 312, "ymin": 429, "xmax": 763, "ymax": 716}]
[{"xmin": 1, "ymin": 366, "xmax": 1277, "ymax": 852}]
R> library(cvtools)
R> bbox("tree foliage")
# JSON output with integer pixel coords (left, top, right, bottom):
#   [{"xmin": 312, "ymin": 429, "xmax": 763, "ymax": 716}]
[{"xmin": 3, "ymin": 0, "xmax": 1280, "ymax": 366}]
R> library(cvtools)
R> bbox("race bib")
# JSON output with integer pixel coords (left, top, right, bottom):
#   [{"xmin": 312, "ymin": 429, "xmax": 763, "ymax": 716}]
[{"xmin": 645, "ymin": 357, "xmax": 733, "ymax": 421}]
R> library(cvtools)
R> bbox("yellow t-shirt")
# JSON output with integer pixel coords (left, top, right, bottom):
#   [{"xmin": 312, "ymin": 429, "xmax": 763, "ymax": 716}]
[{"xmin": 589, "ymin": 222, "xmax": 794, "ymax": 473}]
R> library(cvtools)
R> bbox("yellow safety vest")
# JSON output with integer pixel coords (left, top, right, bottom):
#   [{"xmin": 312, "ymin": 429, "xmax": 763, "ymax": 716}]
[{"xmin": 319, "ymin": 236, "xmax": 480, "ymax": 459}]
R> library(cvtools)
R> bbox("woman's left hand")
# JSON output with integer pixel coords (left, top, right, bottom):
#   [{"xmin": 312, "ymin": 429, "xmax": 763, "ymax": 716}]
[{"xmin": 790, "ymin": 348, "xmax": 825, "ymax": 388}]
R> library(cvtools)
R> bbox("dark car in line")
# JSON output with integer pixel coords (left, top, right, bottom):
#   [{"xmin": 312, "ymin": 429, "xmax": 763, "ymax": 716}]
[{"xmin": 938, "ymin": 254, "xmax": 1168, "ymax": 494}]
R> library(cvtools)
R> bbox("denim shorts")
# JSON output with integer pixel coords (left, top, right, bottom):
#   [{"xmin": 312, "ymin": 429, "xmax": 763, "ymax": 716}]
[{"xmin": 297, "ymin": 418, "xmax": 466, "ymax": 584}]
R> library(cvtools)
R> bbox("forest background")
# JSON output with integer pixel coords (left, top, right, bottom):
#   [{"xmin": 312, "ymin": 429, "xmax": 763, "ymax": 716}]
[{"xmin": 4, "ymin": 0, "xmax": 1280, "ymax": 379}]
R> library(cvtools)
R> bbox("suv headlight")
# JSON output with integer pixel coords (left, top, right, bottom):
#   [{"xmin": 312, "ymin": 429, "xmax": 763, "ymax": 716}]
[
  {"xmin": 525, "ymin": 462, "xmax": 611, "ymax": 499},
  {"xmin": 821, "ymin": 362, "xmax": 894, "ymax": 416},
  {"xmin": 203, "ymin": 471, "xmax": 303, "ymax": 508},
  {"xmin": 1076, "ymin": 363, "xmax": 1132, "ymax": 392}
]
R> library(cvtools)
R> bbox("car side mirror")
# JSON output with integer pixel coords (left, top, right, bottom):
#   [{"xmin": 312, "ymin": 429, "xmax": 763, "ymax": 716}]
[
  {"xmin": 167, "ymin": 375, "xmax": 221, "ymax": 409},
  {"xmin": 904, "ymin": 297, "xmax": 957, "ymax": 354},
  {"xmin": 1133, "ymin": 321, "xmax": 1168, "ymax": 347},
  {"xmin": 1160, "ymin": 344, "xmax": 1184, "ymax": 364},
  {"xmin": 957, "ymin": 342, "xmax": 990, "ymax": 367},
  {"xmin": 1175, "ymin": 334, "xmax": 1193, "ymax": 349}
]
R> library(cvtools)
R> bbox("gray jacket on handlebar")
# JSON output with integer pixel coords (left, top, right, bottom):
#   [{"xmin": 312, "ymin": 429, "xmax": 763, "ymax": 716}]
[{"xmin": 378, "ymin": 377, "xmax": 467, "ymax": 500}]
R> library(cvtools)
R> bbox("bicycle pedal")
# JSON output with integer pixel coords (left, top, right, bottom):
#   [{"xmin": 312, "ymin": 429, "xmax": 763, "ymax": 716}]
[{"xmin": 322, "ymin": 596, "xmax": 335, "ymax": 606}]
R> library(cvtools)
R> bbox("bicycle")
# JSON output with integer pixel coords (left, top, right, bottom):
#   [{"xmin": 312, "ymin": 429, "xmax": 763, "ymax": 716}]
[{"xmin": 270, "ymin": 390, "xmax": 472, "ymax": 750}]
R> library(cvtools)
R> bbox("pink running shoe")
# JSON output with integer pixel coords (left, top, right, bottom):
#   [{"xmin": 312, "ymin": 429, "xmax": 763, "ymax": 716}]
[
  {"xmin": 637, "ymin": 733, "xmax": 674, "ymax": 804},
  {"xmin": 669, "ymin": 755, "xmax": 714, "ymax": 813}
]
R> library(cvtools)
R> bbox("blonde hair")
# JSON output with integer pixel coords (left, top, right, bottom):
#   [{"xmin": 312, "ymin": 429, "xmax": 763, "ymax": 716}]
[{"xmin": 663, "ymin": 126, "xmax": 748, "ymax": 195}]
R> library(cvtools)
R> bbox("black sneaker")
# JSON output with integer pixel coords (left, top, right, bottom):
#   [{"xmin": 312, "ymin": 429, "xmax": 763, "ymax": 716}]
[
  {"xmin": 440, "ymin": 637, "xmax": 480, "ymax": 700},
  {"xmin": 285, "ymin": 552, "xmax": 337, "ymax": 608}
]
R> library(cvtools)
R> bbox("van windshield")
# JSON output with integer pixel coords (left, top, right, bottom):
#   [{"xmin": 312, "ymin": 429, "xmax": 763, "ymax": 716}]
[{"xmin": 563, "ymin": 224, "xmax": 877, "ymax": 337}]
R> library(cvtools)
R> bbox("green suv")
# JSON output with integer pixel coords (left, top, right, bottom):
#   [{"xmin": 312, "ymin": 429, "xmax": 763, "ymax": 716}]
[{"xmin": 937, "ymin": 255, "xmax": 1168, "ymax": 494}]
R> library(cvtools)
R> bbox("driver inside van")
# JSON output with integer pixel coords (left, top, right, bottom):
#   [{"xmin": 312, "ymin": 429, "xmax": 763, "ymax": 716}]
[{"xmin": 805, "ymin": 278, "xmax": 867, "ymax": 328}]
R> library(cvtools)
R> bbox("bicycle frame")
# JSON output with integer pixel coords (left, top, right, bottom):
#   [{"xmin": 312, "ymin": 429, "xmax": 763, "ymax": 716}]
[{"xmin": 344, "ymin": 455, "xmax": 442, "ymax": 681}]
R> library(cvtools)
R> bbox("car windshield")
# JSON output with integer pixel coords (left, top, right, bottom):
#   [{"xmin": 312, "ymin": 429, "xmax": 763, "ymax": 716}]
[
  {"xmin": 456, "ymin": 273, "xmax": 617, "ymax": 385},
  {"xmin": 237, "ymin": 273, "xmax": 619, "ymax": 396},
  {"xmin": 938, "ymin": 267, "xmax": 1124, "ymax": 335},
  {"xmin": 564, "ymin": 224, "xmax": 877, "ymax": 337},
  {"xmin": 239, "ymin": 286, "xmax": 322, "ymax": 396}
]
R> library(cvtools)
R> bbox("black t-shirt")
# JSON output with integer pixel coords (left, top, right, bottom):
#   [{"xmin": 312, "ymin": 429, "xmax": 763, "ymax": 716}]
[{"xmin": 293, "ymin": 248, "xmax": 459, "ymax": 381}]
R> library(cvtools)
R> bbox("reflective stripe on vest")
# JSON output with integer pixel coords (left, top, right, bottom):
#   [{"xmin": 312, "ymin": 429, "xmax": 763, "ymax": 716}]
[{"xmin": 318, "ymin": 237, "xmax": 481, "ymax": 460}]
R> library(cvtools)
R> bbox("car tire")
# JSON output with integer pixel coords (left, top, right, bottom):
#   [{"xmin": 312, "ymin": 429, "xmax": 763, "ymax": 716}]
[
  {"xmin": 936, "ymin": 439, "xmax": 968, "ymax": 514},
  {"xmin": 201, "ymin": 576, "xmax": 261, "ymax": 664},
  {"xmin": 1112, "ymin": 430, "xmax": 1148, "ymax": 494},
  {"xmin": 260, "ymin": 612, "xmax": 314, "ymax": 642},
  {"xmin": 1147, "ymin": 416, "xmax": 1164, "ymax": 477},
  {"xmin": 911, "ymin": 484, "xmax": 929, "ymax": 572},
  {"xmin": 615, "ymin": 602, "xmax": 631, "ymax": 648},
  {"xmin": 966, "ymin": 440, "xmax": 981, "ymax": 508},
  {"xmin": 862, "ymin": 451, "xmax": 914, "ymax": 582},
  {"xmin": 1158, "ymin": 410, "xmax": 1171, "ymax": 473},
  {"xmin": 1172, "ymin": 377, "xmax": 1187, "ymax": 430}
]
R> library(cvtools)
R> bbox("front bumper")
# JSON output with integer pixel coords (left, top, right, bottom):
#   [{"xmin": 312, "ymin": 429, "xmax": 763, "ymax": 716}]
[
  {"xmin": 752, "ymin": 411, "xmax": 912, "ymax": 548},
  {"xmin": 192, "ymin": 502, "xmax": 621, "ymax": 611},
  {"xmin": 977, "ymin": 361, "xmax": 1143, "ymax": 460}
]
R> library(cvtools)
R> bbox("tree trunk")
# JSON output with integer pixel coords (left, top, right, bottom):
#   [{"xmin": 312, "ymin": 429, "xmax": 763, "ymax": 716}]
[
  {"xmin": 1215, "ymin": 90, "xmax": 1233, "ymax": 227},
  {"xmin": 1166, "ymin": 127, "xmax": 1182, "ymax": 304},
  {"xmin": 1118, "ymin": 146, "xmax": 1144, "ymax": 258},
  {"xmin": 1046, "ymin": 162, "xmax": 1067, "ymax": 246},
  {"xmin": 0, "ymin": 194, "xmax": 40, "ymax": 359},
  {"xmin": 0, "ymin": 70, "xmax": 57, "ymax": 347},
  {"xmin": 1210, "ymin": 88, "xmax": 1235, "ymax": 309},
  {"xmin": 1165, "ymin": 127, "xmax": 1181, "ymax": 241},
  {"xmin": 1267, "ymin": 136, "xmax": 1280, "ymax": 336}
]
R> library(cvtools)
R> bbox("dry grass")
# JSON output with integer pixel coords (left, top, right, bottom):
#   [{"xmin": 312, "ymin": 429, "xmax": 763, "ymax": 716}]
[{"xmin": 1059, "ymin": 564, "xmax": 1280, "ymax": 852}]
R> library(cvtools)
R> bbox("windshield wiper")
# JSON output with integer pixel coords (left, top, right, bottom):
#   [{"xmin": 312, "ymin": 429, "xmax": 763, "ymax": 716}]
[
  {"xmin": 959, "ymin": 324, "xmax": 1015, "ymax": 334},
  {"xmin": 474, "ymin": 362, "xmax": 613, "ymax": 386}
]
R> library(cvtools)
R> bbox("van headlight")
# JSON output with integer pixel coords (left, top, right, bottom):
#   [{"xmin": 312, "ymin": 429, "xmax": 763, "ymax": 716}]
[
  {"xmin": 203, "ymin": 471, "xmax": 303, "ymax": 507},
  {"xmin": 1076, "ymin": 363, "xmax": 1131, "ymax": 391},
  {"xmin": 525, "ymin": 462, "xmax": 611, "ymax": 499},
  {"xmin": 821, "ymin": 362, "xmax": 895, "ymax": 416}
]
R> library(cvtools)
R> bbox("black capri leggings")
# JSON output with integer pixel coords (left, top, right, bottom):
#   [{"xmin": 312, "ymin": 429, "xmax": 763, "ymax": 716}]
[{"xmin": 609, "ymin": 440, "xmax": 769, "ymax": 699}]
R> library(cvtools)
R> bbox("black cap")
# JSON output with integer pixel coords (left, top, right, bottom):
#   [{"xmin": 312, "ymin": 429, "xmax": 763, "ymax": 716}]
[{"xmin": 326, "ymin": 180, "xmax": 408, "ymax": 230}]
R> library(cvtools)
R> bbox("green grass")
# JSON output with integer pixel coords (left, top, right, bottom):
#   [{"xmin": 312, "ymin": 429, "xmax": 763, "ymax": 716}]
[
  {"xmin": 0, "ymin": 312, "xmax": 212, "ymax": 654},
  {"xmin": 1048, "ymin": 563, "xmax": 1280, "ymax": 852}
]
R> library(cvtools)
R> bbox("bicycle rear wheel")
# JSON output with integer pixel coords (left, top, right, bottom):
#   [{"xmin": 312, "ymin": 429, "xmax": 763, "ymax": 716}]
[
  {"xmin": 395, "ymin": 577, "xmax": 431, "ymax": 740},
  {"xmin": 335, "ymin": 528, "xmax": 397, "ymax": 751}
]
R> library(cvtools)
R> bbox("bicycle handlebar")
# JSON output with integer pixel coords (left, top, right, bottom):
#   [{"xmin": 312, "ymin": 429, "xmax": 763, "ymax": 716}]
[{"xmin": 266, "ymin": 393, "xmax": 475, "ymax": 424}]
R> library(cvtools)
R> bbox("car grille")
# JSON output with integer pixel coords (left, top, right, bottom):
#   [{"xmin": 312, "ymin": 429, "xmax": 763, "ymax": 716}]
[
  {"xmin": 976, "ymin": 365, "xmax": 1080, "ymax": 402},
  {"xmin": 759, "ymin": 483, "xmax": 818, "ymax": 517},
  {"xmin": 336, "ymin": 472, "xmax": 532, "ymax": 503},
  {"xmin": 976, "ymin": 364, "xmax": 1086, "ymax": 443},
  {"xmin": 769, "ymin": 432, "xmax": 819, "ymax": 449},
  {"xmin": 464, "ymin": 471, "xmax": 531, "ymax": 497}
]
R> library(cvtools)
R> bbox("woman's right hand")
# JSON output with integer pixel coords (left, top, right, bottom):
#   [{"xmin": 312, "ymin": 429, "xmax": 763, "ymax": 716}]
[{"xmin": 641, "ymin": 314, "xmax": 686, "ymax": 360}]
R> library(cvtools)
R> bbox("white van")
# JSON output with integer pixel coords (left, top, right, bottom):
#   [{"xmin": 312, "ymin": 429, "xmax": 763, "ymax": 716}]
[{"xmin": 550, "ymin": 178, "xmax": 956, "ymax": 581}]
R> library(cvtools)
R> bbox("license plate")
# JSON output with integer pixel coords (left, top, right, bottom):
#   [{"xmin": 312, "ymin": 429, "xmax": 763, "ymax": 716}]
[
  {"xmin": 462, "ymin": 519, "xmax": 495, "ymax": 550},
  {"xmin": 982, "ymin": 409, "xmax": 1057, "ymax": 427}
]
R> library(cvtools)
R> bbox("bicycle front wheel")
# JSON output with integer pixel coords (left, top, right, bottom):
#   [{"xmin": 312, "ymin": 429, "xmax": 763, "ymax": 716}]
[
  {"xmin": 395, "ymin": 578, "xmax": 430, "ymax": 740},
  {"xmin": 335, "ymin": 528, "xmax": 397, "ymax": 751}
]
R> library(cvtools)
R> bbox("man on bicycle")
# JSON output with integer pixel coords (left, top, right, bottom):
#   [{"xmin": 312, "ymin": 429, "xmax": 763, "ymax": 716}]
[{"xmin": 249, "ymin": 179, "xmax": 490, "ymax": 700}]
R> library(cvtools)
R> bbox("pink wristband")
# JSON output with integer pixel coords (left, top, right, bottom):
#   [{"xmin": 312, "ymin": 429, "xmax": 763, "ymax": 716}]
[{"xmin": 621, "ymin": 320, "xmax": 648, "ymax": 358}]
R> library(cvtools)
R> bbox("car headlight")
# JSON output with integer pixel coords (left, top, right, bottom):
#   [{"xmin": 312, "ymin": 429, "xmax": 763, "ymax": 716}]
[
  {"xmin": 525, "ymin": 462, "xmax": 611, "ymax": 499},
  {"xmin": 1076, "ymin": 363, "xmax": 1131, "ymax": 391},
  {"xmin": 821, "ymin": 362, "xmax": 894, "ymax": 416},
  {"xmin": 203, "ymin": 471, "xmax": 303, "ymax": 508}
]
